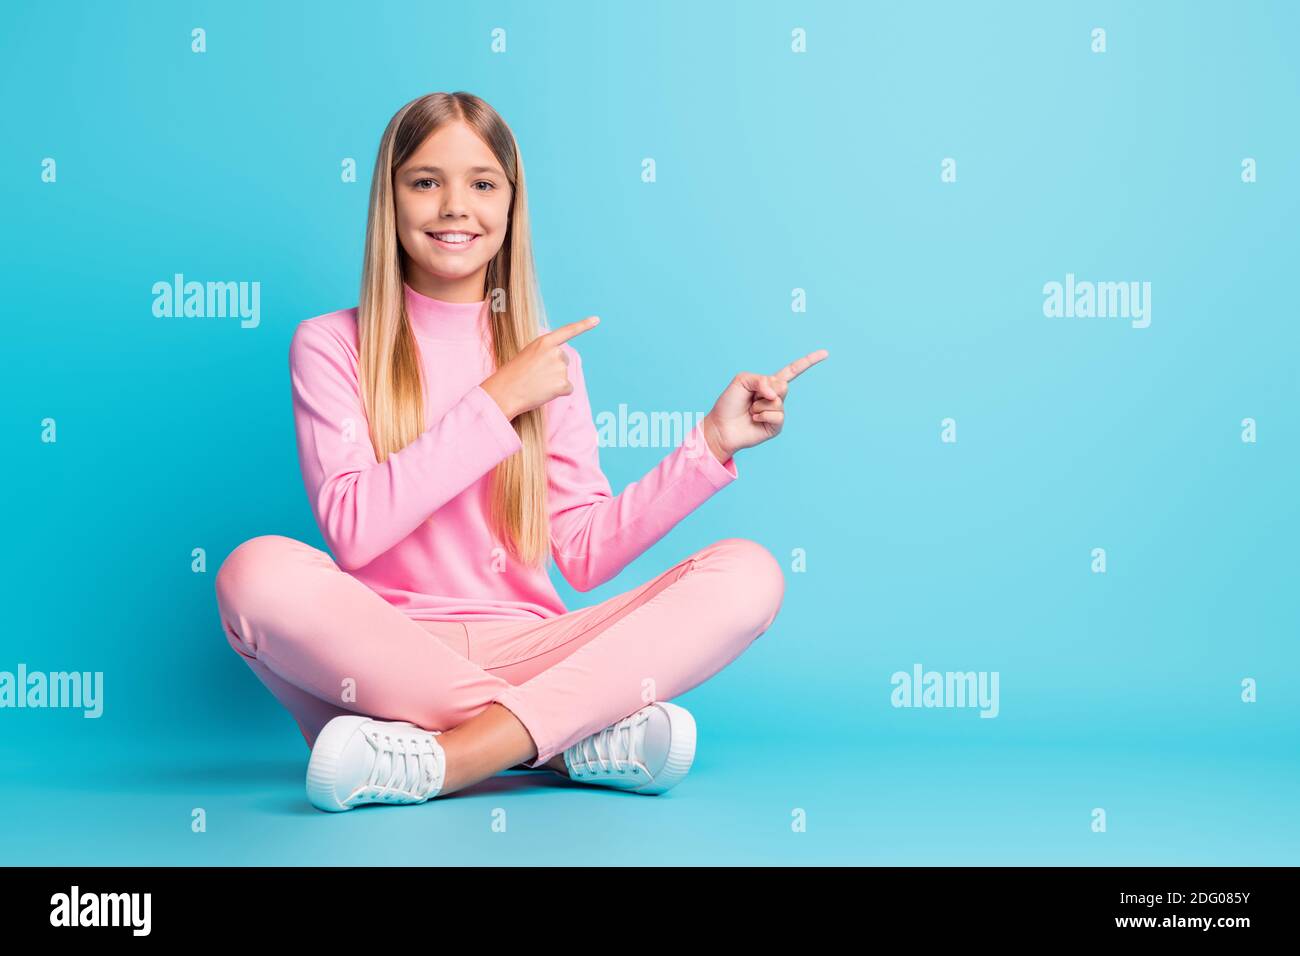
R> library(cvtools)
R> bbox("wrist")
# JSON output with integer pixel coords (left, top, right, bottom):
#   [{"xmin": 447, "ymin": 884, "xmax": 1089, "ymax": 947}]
[
  {"xmin": 700, "ymin": 415, "xmax": 732, "ymax": 465},
  {"xmin": 481, "ymin": 380, "xmax": 517, "ymax": 421}
]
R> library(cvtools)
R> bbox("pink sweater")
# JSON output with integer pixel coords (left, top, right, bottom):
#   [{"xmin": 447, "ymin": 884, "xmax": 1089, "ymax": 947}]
[{"xmin": 288, "ymin": 282, "xmax": 739, "ymax": 621}]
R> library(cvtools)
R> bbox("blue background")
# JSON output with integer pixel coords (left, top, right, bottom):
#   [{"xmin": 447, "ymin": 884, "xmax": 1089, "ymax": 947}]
[{"xmin": 1, "ymin": 0, "xmax": 1296, "ymax": 864}]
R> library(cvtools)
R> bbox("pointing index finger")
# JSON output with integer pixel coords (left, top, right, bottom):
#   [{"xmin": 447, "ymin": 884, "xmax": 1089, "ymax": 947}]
[
  {"xmin": 545, "ymin": 315, "xmax": 601, "ymax": 345},
  {"xmin": 773, "ymin": 348, "xmax": 829, "ymax": 384}
]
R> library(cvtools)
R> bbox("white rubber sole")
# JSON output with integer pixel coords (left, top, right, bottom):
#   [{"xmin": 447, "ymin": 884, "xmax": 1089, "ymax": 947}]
[
  {"xmin": 641, "ymin": 701, "xmax": 697, "ymax": 794},
  {"xmin": 306, "ymin": 715, "xmax": 376, "ymax": 812}
]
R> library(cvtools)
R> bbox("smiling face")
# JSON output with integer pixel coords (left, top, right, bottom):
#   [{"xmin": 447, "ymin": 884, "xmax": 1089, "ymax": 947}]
[{"xmin": 393, "ymin": 120, "xmax": 513, "ymax": 303}]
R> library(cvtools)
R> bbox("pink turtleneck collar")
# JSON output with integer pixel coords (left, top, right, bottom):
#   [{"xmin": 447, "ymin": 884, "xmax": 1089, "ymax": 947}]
[{"xmin": 403, "ymin": 281, "xmax": 489, "ymax": 341}]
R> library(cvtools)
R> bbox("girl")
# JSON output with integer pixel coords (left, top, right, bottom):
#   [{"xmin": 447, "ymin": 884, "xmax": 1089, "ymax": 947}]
[{"xmin": 214, "ymin": 91, "xmax": 827, "ymax": 812}]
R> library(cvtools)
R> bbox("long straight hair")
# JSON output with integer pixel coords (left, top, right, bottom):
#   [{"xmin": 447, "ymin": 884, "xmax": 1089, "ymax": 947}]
[{"xmin": 356, "ymin": 91, "xmax": 551, "ymax": 569}]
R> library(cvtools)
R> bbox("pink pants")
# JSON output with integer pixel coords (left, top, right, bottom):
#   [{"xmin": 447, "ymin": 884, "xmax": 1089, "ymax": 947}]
[{"xmin": 213, "ymin": 535, "xmax": 785, "ymax": 768}]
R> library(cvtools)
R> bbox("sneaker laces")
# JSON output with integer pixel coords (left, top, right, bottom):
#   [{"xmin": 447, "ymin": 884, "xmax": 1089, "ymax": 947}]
[
  {"xmin": 359, "ymin": 726, "xmax": 444, "ymax": 801},
  {"xmin": 572, "ymin": 711, "xmax": 648, "ymax": 775}
]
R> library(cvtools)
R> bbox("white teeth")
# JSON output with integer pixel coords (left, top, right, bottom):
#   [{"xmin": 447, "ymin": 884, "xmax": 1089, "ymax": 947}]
[{"xmin": 431, "ymin": 232, "xmax": 475, "ymax": 243}]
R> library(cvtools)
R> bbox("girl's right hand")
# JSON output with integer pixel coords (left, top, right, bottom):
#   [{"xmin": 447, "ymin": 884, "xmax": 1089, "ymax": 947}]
[{"xmin": 480, "ymin": 315, "xmax": 601, "ymax": 420}]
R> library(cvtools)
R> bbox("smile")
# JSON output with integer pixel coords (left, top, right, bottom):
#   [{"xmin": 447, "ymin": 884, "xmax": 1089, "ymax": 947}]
[{"xmin": 425, "ymin": 231, "xmax": 481, "ymax": 250}]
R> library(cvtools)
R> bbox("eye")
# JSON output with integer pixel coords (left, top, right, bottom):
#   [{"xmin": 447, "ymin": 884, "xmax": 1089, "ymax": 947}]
[
  {"xmin": 473, "ymin": 181, "xmax": 496, "ymax": 191},
  {"xmin": 413, "ymin": 178, "xmax": 435, "ymax": 190}
]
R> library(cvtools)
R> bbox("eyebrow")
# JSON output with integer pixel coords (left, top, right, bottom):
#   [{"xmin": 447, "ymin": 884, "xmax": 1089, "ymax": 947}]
[{"xmin": 405, "ymin": 165, "xmax": 503, "ymax": 177}]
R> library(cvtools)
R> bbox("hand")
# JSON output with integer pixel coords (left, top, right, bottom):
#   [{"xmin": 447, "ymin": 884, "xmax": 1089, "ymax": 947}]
[
  {"xmin": 480, "ymin": 315, "xmax": 601, "ymax": 420},
  {"xmin": 700, "ymin": 349, "xmax": 829, "ymax": 462}
]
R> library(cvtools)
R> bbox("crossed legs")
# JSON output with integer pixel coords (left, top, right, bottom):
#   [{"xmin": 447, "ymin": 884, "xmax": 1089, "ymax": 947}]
[{"xmin": 214, "ymin": 535, "xmax": 785, "ymax": 795}]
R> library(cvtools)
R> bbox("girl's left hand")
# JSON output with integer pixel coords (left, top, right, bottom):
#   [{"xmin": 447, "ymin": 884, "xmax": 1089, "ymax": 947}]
[{"xmin": 700, "ymin": 348, "xmax": 829, "ymax": 463}]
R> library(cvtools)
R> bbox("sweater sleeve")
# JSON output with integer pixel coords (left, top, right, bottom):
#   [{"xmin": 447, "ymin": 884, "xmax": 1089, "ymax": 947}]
[
  {"xmin": 546, "ymin": 345, "xmax": 738, "ymax": 592},
  {"xmin": 289, "ymin": 320, "xmax": 524, "ymax": 571}
]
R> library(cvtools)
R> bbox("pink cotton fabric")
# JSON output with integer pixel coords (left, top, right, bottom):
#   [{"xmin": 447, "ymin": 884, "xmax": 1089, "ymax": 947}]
[
  {"xmin": 288, "ymin": 282, "xmax": 740, "ymax": 620},
  {"xmin": 215, "ymin": 533, "xmax": 786, "ymax": 766}
]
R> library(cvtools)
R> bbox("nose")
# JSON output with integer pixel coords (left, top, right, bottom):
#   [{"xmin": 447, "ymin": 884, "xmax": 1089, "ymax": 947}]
[{"xmin": 438, "ymin": 182, "xmax": 473, "ymax": 219}]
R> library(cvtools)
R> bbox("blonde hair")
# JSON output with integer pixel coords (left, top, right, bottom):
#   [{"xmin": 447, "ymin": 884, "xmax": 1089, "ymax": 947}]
[{"xmin": 356, "ymin": 91, "xmax": 551, "ymax": 569}]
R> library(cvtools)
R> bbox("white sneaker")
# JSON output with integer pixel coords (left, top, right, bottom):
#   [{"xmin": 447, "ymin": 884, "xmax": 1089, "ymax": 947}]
[
  {"xmin": 306, "ymin": 715, "xmax": 447, "ymax": 812},
  {"xmin": 562, "ymin": 701, "xmax": 697, "ymax": 795}
]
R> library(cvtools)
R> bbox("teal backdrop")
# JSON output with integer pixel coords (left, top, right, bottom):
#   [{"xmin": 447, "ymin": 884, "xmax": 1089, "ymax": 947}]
[{"xmin": 1, "ymin": 0, "xmax": 1296, "ymax": 864}]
